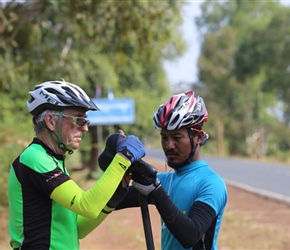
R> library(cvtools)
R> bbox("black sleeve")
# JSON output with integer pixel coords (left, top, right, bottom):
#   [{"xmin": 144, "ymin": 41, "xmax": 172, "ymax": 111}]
[
  {"xmin": 115, "ymin": 186, "xmax": 141, "ymax": 209},
  {"xmin": 151, "ymin": 186, "xmax": 216, "ymax": 249}
]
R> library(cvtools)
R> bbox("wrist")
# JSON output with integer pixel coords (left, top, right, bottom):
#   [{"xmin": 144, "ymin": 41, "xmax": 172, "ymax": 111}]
[
  {"xmin": 118, "ymin": 147, "xmax": 133, "ymax": 162},
  {"xmin": 150, "ymin": 184, "xmax": 163, "ymax": 198},
  {"xmin": 102, "ymin": 205, "xmax": 115, "ymax": 214},
  {"xmin": 117, "ymin": 152, "xmax": 132, "ymax": 164},
  {"xmin": 110, "ymin": 153, "xmax": 131, "ymax": 173},
  {"xmin": 152, "ymin": 183, "xmax": 161, "ymax": 193}
]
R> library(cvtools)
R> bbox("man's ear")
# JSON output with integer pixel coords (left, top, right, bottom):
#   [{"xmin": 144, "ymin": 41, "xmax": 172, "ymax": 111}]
[
  {"xmin": 195, "ymin": 130, "xmax": 205, "ymax": 144},
  {"xmin": 200, "ymin": 131, "xmax": 209, "ymax": 146},
  {"xmin": 44, "ymin": 113, "xmax": 57, "ymax": 131},
  {"xmin": 197, "ymin": 130, "xmax": 205, "ymax": 139}
]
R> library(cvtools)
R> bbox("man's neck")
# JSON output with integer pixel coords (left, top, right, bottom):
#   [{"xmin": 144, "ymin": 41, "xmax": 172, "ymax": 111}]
[{"xmin": 37, "ymin": 131, "xmax": 65, "ymax": 155}]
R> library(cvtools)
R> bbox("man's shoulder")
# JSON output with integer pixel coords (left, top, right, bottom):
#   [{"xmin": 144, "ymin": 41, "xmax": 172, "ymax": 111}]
[
  {"xmin": 20, "ymin": 143, "xmax": 55, "ymax": 172},
  {"xmin": 21, "ymin": 142, "xmax": 46, "ymax": 157}
]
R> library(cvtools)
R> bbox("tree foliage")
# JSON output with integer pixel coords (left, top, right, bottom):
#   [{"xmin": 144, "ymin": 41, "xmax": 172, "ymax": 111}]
[
  {"xmin": 196, "ymin": 0, "xmax": 290, "ymax": 158},
  {"xmin": 0, "ymin": 0, "xmax": 186, "ymax": 205}
]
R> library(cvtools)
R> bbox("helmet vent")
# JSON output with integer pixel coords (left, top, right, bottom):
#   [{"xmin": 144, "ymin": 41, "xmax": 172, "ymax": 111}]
[
  {"xmin": 26, "ymin": 80, "xmax": 99, "ymax": 116},
  {"xmin": 152, "ymin": 90, "xmax": 208, "ymax": 130}
]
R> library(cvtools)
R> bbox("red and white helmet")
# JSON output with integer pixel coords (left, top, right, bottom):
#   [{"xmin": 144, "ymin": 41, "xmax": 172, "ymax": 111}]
[
  {"xmin": 153, "ymin": 90, "xmax": 208, "ymax": 130},
  {"xmin": 27, "ymin": 80, "xmax": 99, "ymax": 116}
]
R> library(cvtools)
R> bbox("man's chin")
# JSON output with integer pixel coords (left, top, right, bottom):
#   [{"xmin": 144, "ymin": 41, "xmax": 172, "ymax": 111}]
[
  {"xmin": 69, "ymin": 143, "xmax": 80, "ymax": 150},
  {"xmin": 168, "ymin": 161, "xmax": 183, "ymax": 169},
  {"xmin": 167, "ymin": 160, "xmax": 188, "ymax": 169}
]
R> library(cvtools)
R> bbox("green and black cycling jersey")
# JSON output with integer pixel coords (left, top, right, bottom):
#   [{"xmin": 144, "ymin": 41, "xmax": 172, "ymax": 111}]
[{"xmin": 8, "ymin": 138, "xmax": 130, "ymax": 250}]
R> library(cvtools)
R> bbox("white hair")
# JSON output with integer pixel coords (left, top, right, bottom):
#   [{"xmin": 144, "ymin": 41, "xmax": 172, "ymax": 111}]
[{"xmin": 33, "ymin": 109, "xmax": 58, "ymax": 134}]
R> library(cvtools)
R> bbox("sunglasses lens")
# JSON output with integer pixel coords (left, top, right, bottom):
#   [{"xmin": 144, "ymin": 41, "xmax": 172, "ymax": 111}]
[
  {"xmin": 76, "ymin": 118, "xmax": 86, "ymax": 127},
  {"xmin": 61, "ymin": 114, "xmax": 89, "ymax": 128}
]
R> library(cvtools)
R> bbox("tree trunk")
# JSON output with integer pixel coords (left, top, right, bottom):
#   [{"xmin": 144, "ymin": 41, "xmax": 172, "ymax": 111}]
[
  {"xmin": 88, "ymin": 126, "xmax": 99, "ymax": 172},
  {"xmin": 217, "ymin": 119, "xmax": 224, "ymax": 156}
]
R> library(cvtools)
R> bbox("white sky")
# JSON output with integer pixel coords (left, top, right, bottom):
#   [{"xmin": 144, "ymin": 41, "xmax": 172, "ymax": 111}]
[{"xmin": 163, "ymin": 1, "xmax": 202, "ymax": 86}]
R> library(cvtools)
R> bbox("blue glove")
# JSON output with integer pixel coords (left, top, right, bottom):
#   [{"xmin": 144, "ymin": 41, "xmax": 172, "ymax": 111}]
[{"xmin": 116, "ymin": 135, "xmax": 145, "ymax": 163}]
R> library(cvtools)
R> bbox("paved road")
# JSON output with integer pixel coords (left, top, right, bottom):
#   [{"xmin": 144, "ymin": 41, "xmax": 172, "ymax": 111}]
[{"xmin": 145, "ymin": 147, "xmax": 290, "ymax": 206}]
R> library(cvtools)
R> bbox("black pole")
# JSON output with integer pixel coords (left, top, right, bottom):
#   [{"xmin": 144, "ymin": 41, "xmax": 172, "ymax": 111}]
[{"xmin": 138, "ymin": 193, "xmax": 155, "ymax": 250}]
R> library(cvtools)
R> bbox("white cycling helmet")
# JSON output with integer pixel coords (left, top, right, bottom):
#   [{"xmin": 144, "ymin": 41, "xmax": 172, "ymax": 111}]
[
  {"xmin": 27, "ymin": 80, "xmax": 99, "ymax": 116},
  {"xmin": 153, "ymin": 90, "xmax": 208, "ymax": 131}
]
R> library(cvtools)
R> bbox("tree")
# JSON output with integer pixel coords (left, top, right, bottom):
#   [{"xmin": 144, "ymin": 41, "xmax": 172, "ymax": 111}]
[
  {"xmin": 195, "ymin": 0, "xmax": 290, "ymax": 158},
  {"xmin": 0, "ymin": 0, "xmax": 187, "ymax": 199}
]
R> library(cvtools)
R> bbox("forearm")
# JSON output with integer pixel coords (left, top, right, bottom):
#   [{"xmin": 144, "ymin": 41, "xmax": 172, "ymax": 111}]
[
  {"xmin": 151, "ymin": 187, "xmax": 215, "ymax": 248},
  {"xmin": 115, "ymin": 186, "xmax": 141, "ymax": 209},
  {"xmin": 51, "ymin": 153, "xmax": 130, "ymax": 218},
  {"xmin": 77, "ymin": 205, "xmax": 114, "ymax": 239}
]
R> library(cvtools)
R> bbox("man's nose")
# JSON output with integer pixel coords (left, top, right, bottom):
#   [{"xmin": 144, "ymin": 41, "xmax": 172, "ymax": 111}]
[
  {"xmin": 81, "ymin": 124, "xmax": 89, "ymax": 132},
  {"xmin": 165, "ymin": 139, "xmax": 175, "ymax": 149}
]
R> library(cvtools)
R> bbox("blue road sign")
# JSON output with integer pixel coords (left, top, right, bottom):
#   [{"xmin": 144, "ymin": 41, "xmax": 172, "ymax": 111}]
[{"xmin": 87, "ymin": 98, "xmax": 135, "ymax": 125}]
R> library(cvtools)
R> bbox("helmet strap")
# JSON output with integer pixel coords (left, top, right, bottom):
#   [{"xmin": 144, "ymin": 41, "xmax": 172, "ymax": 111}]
[
  {"xmin": 50, "ymin": 111, "xmax": 74, "ymax": 155},
  {"xmin": 187, "ymin": 128, "xmax": 196, "ymax": 164}
]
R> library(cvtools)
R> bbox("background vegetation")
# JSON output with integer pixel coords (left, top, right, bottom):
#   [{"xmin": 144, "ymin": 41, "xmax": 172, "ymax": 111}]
[
  {"xmin": 1, "ymin": 0, "xmax": 290, "ymax": 211},
  {"xmin": 196, "ymin": 1, "xmax": 290, "ymax": 161},
  {"xmin": 0, "ymin": 0, "xmax": 186, "ymax": 205}
]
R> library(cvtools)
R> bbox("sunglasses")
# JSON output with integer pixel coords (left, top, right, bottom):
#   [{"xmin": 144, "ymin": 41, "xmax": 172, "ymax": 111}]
[{"xmin": 54, "ymin": 113, "xmax": 90, "ymax": 128}]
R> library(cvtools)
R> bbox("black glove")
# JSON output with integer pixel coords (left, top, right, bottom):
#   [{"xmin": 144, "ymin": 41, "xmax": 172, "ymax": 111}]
[
  {"xmin": 98, "ymin": 133, "xmax": 125, "ymax": 172},
  {"xmin": 131, "ymin": 160, "xmax": 161, "ymax": 196},
  {"xmin": 132, "ymin": 172, "xmax": 160, "ymax": 196},
  {"xmin": 107, "ymin": 183, "xmax": 128, "ymax": 209},
  {"xmin": 130, "ymin": 159, "xmax": 157, "ymax": 177}
]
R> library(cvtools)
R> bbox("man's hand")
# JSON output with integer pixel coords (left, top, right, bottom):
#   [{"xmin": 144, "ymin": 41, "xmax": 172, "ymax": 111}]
[
  {"xmin": 98, "ymin": 131, "xmax": 145, "ymax": 171},
  {"xmin": 116, "ymin": 135, "xmax": 145, "ymax": 163},
  {"xmin": 132, "ymin": 172, "xmax": 161, "ymax": 196},
  {"xmin": 98, "ymin": 133, "xmax": 124, "ymax": 172}
]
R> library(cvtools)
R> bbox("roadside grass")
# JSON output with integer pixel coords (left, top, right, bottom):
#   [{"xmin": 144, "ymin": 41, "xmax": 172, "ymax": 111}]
[
  {"xmin": 0, "ymin": 206, "xmax": 9, "ymax": 250},
  {"xmin": 219, "ymin": 208, "xmax": 290, "ymax": 249}
]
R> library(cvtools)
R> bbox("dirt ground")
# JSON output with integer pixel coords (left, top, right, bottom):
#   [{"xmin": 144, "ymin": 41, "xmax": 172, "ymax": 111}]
[
  {"xmin": 1, "ymin": 158, "xmax": 290, "ymax": 250},
  {"xmin": 78, "ymin": 186, "xmax": 290, "ymax": 250}
]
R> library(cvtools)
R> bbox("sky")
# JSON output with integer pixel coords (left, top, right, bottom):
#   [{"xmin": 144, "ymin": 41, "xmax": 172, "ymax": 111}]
[
  {"xmin": 163, "ymin": 1, "xmax": 202, "ymax": 86},
  {"xmin": 164, "ymin": 1, "xmax": 290, "ymax": 87}
]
